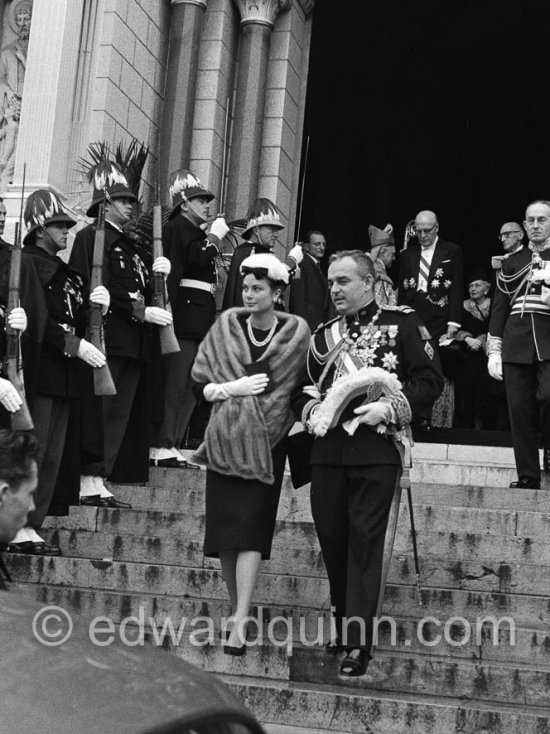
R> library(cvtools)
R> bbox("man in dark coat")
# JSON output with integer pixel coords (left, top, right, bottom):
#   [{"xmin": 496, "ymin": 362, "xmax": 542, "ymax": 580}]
[
  {"xmin": 289, "ymin": 229, "xmax": 329, "ymax": 330},
  {"xmin": 292, "ymin": 250, "xmax": 442, "ymax": 678},
  {"xmin": 149, "ymin": 169, "xmax": 229, "ymax": 466},
  {"xmin": 488, "ymin": 200, "xmax": 550, "ymax": 489},
  {"xmin": 8, "ymin": 190, "xmax": 109, "ymax": 555},
  {"xmin": 221, "ymin": 198, "xmax": 303, "ymax": 311},
  {"xmin": 69, "ymin": 163, "xmax": 172, "ymax": 502}
]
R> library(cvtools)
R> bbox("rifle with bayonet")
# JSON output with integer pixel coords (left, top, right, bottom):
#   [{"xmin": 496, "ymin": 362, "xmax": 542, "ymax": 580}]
[
  {"xmin": 89, "ymin": 196, "xmax": 117, "ymax": 395},
  {"xmin": 5, "ymin": 165, "xmax": 34, "ymax": 430}
]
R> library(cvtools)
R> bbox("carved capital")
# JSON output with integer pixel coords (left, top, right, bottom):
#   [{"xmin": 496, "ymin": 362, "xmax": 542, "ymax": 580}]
[
  {"xmin": 171, "ymin": 0, "xmax": 207, "ymax": 8},
  {"xmin": 233, "ymin": 0, "xmax": 291, "ymax": 29}
]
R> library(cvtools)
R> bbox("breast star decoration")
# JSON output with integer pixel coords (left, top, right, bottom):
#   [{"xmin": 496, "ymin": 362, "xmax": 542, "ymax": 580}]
[{"xmin": 381, "ymin": 351, "xmax": 399, "ymax": 371}]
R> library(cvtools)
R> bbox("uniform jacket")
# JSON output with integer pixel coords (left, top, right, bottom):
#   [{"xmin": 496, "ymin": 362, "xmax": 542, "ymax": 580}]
[
  {"xmin": 164, "ymin": 215, "xmax": 217, "ymax": 341},
  {"xmin": 68, "ymin": 222, "xmax": 153, "ymax": 362},
  {"xmin": 289, "ymin": 254, "xmax": 329, "ymax": 331},
  {"xmin": 489, "ymin": 246, "xmax": 550, "ymax": 363},
  {"xmin": 21, "ymin": 243, "xmax": 87, "ymax": 398},
  {"xmin": 291, "ymin": 301, "xmax": 443, "ymax": 466},
  {"xmin": 397, "ymin": 238, "xmax": 464, "ymax": 339}
]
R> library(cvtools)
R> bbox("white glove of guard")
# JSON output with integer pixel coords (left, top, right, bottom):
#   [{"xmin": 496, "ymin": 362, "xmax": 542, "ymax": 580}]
[
  {"xmin": 144, "ymin": 306, "xmax": 173, "ymax": 326},
  {"xmin": 77, "ymin": 339, "xmax": 107, "ymax": 368},
  {"xmin": 226, "ymin": 374, "xmax": 269, "ymax": 397},
  {"xmin": 90, "ymin": 285, "xmax": 110, "ymax": 316},
  {"xmin": 288, "ymin": 243, "xmax": 304, "ymax": 265},
  {"xmin": 0, "ymin": 378, "xmax": 22, "ymax": 412},
  {"xmin": 353, "ymin": 400, "xmax": 392, "ymax": 426},
  {"xmin": 488, "ymin": 353, "xmax": 503, "ymax": 380},
  {"xmin": 7, "ymin": 306, "xmax": 27, "ymax": 333},
  {"xmin": 209, "ymin": 217, "xmax": 230, "ymax": 240},
  {"xmin": 152, "ymin": 256, "xmax": 171, "ymax": 276}
]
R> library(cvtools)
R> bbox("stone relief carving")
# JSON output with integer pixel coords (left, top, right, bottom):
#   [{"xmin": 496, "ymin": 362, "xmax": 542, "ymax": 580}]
[
  {"xmin": 233, "ymin": 0, "xmax": 291, "ymax": 28},
  {"xmin": 0, "ymin": 0, "xmax": 32, "ymax": 192}
]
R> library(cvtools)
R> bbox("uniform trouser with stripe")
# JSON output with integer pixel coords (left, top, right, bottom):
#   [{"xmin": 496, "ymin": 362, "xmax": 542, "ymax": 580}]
[
  {"xmin": 310, "ymin": 463, "xmax": 399, "ymax": 652},
  {"xmin": 27, "ymin": 395, "xmax": 70, "ymax": 529},
  {"xmin": 504, "ymin": 360, "xmax": 550, "ymax": 481}
]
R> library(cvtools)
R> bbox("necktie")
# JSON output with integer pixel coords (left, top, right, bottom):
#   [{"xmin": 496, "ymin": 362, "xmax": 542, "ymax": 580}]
[{"xmin": 417, "ymin": 251, "xmax": 430, "ymax": 292}]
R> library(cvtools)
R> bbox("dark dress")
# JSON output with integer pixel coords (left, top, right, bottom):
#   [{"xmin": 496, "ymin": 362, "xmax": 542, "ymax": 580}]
[{"xmin": 203, "ymin": 315, "xmax": 286, "ymax": 560}]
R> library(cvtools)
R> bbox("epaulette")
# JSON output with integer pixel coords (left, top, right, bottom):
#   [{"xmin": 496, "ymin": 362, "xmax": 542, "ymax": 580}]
[
  {"xmin": 313, "ymin": 315, "xmax": 340, "ymax": 334},
  {"xmin": 382, "ymin": 305, "xmax": 415, "ymax": 314}
]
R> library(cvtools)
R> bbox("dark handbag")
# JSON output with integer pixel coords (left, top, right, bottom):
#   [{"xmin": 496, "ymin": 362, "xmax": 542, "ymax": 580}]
[{"xmin": 284, "ymin": 430, "xmax": 314, "ymax": 488}]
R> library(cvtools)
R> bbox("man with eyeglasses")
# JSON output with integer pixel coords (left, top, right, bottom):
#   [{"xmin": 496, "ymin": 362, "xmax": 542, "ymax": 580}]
[{"xmin": 492, "ymin": 223, "xmax": 525, "ymax": 270}]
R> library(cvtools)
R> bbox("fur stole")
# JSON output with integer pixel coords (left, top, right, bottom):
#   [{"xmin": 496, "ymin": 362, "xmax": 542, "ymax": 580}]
[{"xmin": 191, "ymin": 308, "xmax": 310, "ymax": 483}]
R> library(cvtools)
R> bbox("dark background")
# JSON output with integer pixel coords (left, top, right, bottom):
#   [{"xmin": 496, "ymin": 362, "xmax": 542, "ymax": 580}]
[{"xmin": 298, "ymin": 0, "xmax": 550, "ymax": 283}]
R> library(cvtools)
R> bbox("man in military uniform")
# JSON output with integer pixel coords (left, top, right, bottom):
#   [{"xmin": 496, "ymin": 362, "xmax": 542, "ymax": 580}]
[
  {"xmin": 221, "ymin": 198, "xmax": 303, "ymax": 311},
  {"xmin": 489, "ymin": 200, "xmax": 550, "ymax": 489},
  {"xmin": 8, "ymin": 190, "xmax": 109, "ymax": 555},
  {"xmin": 150, "ymin": 169, "xmax": 229, "ymax": 466},
  {"xmin": 292, "ymin": 250, "xmax": 442, "ymax": 678},
  {"xmin": 69, "ymin": 163, "xmax": 172, "ymax": 500}
]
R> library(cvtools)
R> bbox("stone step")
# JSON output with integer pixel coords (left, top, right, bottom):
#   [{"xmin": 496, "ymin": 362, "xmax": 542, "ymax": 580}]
[
  {"xmin": 222, "ymin": 676, "xmax": 550, "ymax": 734},
  {"xmin": 109, "ymin": 480, "xmax": 550, "ymax": 518},
  {"xmin": 41, "ymin": 525, "xmax": 550, "ymax": 573},
  {"xmin": 38, "ymin": 528, "xmax": 550, "ymax": 597},
  {"xmin": 42, "ymin": 502, "xmax": 550, "ymax": 542},
  {"xmin": 14, "ymin": 581, "xmax": 550, "ymax": 665},
  {"xmin": 171, "ymin": 642, "xmax": 550, "ymax": 708}
]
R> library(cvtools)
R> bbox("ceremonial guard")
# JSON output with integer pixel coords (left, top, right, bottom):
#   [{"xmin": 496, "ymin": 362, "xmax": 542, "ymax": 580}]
[
  {"xmin": 222, "ymin": 198, "xmax": 303, "ymax": 311},
  {"xmin": 150, "ymin": 169, "xmax": 229, "ymax": 466},
  {"xmin": 69, "ymin": 159, "xmax": 172, "ymax": 503},
  {"xmin": 8, "ymin": 190, "xmax": 109, "ymax": 555},
  {"xmin": 292, "ymin": 250, "xmax": 442, "ymax": 677},
  {"xmin": 489, "ymin": 200, "xmax": 550, "ymax": 488}
]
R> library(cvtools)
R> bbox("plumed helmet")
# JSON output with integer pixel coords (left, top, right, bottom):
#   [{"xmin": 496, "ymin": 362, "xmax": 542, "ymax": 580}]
[
  {"xmin": 23, "ymin": 189, "xmax": 76, "ymax": 244},
  {"xmin": 86, "ymin": 159, "xmax": 137, "ymax": 217},
  {"xmin": 240, "ymin": 252, "xmax": 289, "ymax": 285},
  {"xmin": 241, "ymin": 198, "xmax": 285, "ymax": 240},
  {"xmin": 168, "ymin": 168, "xmax": 214, "ymax": 219}
]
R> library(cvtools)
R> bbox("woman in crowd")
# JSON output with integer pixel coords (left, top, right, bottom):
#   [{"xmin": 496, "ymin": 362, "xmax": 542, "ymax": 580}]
[{"xmin": 191, "ymin": 253, "xmax": 310, "ymax": 654}]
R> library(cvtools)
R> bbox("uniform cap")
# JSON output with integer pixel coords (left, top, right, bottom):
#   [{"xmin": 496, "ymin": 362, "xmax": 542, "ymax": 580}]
[
  {"xmin": 23, "ymin": 189, "xmax": 76, "ymax": 244},
  {"xmin": 241, "ymin": 198, "xmax": 284, "ymax": 239},
  {"xmin": 168, "ymin": 169, "xmax": 214, "ymax": 218}
]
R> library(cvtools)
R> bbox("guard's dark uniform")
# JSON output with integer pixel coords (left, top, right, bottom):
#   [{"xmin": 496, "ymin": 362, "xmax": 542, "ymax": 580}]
[
  {"xmin": 489, "ymin": 245, "xmax": 550, "ymax": 482},
  {"xmin": 292, "ymin": 301, "xmax": 443, "ymax": 653},
  {"xmin": 151, "ymin": 215, "xmax": 218, "ymax": 449},
  {"xmin": 69, "ymin": 222, "xmax": 154, "ymax": 483},
  {"xmin": 21, "ymin": 243, "xmax": 88, "ymax": 526}
]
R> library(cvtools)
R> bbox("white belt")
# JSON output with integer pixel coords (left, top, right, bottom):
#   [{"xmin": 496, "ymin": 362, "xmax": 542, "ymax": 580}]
[{"xmin": 179, "ymin": 278, "xmax": 215, "ymax": 294}]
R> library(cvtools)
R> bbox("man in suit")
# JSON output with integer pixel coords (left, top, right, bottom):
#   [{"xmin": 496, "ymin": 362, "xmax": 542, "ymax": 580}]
[
  {"xmin": 489, "ymin": 200, "xmax": 550, "ymax": 489},
  {"xmin": 289, "ymin": 230, "xmax": 328, "ymax": 330},
  {"xmin": 292, "ymin": 250, "xmax": 442, "ymax": 678}
]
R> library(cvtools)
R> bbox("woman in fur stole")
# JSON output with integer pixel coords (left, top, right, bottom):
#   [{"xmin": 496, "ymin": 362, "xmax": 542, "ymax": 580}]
[{"xmin": 191, "ymin": 253, "xmax": 310, "ymax": 654}]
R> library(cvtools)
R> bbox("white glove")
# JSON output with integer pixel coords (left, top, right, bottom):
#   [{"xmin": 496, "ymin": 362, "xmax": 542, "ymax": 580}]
[
  {"xmin": 488, "ymin": 353, "xmax": 503, "ymax": 380},
  {"xmin": 144, "ymin": 306, "xmax": 173, "ymax": 326},
  {"xmin": 209, "ymin": 217, "xmax": 230, "ymax": 240},
  {"xmin": 383, "ymin": 223, "xmax": 393, "ymax": 234},
  {"xmin": 90, "ymin": 285, "xmax": 110, "ymax": 316},
  {"xmin": 0, "ymin": 378, "xmax": 22, "ymax": 412},
  {"xmin": 288, "ymin": 244, "xmax": 304, "ymax": 265},
  {"xmin": 152, "ymin": 256, "xmax": 171, "ymax": 276},
  {"xmin": 353, "ymin": 401, "xmax": 392, "ymax": 426},
  {"xmin": 77, "ymin": 339, "xmax": 107, "ymax": 368},
  {"xmin": 226, "ymin": 374, "xmax": 269, "ymax": 397},
  {"xmin": 7, "ymin": 306, "xmax": 27, "ymax": 333}
]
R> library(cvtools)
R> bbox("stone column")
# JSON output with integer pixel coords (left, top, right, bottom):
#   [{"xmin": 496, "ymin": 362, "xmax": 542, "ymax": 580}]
[
  {"xmin": 160, "ymin": 0, "xmax": 207, "ymax": 203},
  {"xmin": 226, "ymin": 0, "xmax": 290, "ymax": 218},
  {"xmin": 7, "ymin": 0, "xmax": 84, "ymax": 222}
]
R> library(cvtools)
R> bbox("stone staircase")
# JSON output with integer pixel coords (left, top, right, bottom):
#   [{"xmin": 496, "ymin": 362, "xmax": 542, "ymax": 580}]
[{"xmin": 6, "ymin": 443, "xmax": 550, "ymax": 733}]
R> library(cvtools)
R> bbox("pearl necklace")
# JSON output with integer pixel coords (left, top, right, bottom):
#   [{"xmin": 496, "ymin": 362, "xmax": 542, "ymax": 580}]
[{"xmin": 247, "ymin": 316, "xmax": 278, "ymax": 347}]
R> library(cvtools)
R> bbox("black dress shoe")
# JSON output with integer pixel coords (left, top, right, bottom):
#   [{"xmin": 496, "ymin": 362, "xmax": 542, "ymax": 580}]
[
  {"xmin": 223, "ymin": 642, "xmax": 246, "ymax": 656},
  {"xmin": 339, "ymin": 648, "xmax": 370, "ymax": 677},
  {"xmin": 544, "ymin": 449, "xmax": 550, "ymax": 473},
  {"xmin": 509, "ymin": 476, "xmax": 541, "ymax": 489},
  {"xmin": 33, "ymin": 542, "xmax": 62, "ymax": 556},
  {"xmin": 80, "ymin": 496, "xmax": 132, "ymax": 509},
  {"xmin": 6, "ymin": 541, "xmax": 35, "ymax": 554},
  {"xmin": 149, "ymin": 457, "xmax": 183, "ymax": 468},
  {"xmin": 326, "ymin": 637, "xmax": 344, "ymax": 654}
]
